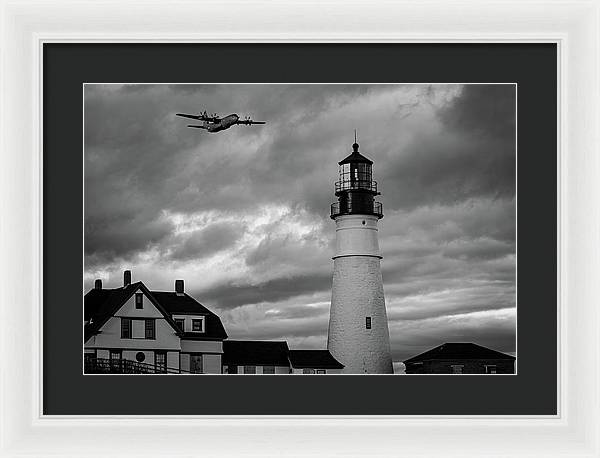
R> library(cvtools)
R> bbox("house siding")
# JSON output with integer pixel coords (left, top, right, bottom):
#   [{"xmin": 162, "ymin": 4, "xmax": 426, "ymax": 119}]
[{"xmin": 86, "ymin": 315, "xmax": 180, "ymax": 351}]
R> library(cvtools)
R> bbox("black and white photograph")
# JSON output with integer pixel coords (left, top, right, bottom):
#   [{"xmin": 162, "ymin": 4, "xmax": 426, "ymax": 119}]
[{"xmin": 83, "ymin": 83, "xmax": 516, "ymax": 375}]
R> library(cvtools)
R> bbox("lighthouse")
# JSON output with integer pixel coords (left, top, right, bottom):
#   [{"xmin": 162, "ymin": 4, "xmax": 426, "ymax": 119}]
[{"xmin": 327, "ymin": 140, "xmax": 393, "ymax": 374}]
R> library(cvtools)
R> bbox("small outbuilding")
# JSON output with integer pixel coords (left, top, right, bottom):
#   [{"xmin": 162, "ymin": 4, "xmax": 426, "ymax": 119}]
[
  {"xmin": 222, "ymin": 340, "xmax": 291, "ymax": 374},
  {"xmin": 288, "ymin": 350, "xmax": 344, "ymax": 374},
  {"xmin": 403, "ymin": 342, "xmax": 515, "ymax": 374}
]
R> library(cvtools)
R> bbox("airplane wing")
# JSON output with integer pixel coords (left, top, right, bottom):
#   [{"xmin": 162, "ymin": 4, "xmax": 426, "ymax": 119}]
[
  {"xmin": 236, "ymin": 120, "xmax": 266, "ymax": 125},
  {"xmin": 187, "ymin": 124, "xmax": 208, "ymax": 130},
  {"xmin": 176, "ymin": 113, "xmax": 221, "ymax": 122},
  {"xmin": 176, "ymin": 113, "xmax": 203, "ymax": 120}
]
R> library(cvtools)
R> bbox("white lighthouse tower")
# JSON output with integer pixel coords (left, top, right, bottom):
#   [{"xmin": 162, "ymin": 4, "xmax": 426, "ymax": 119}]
[{"xmin": 327, "ymin": 140, "xmax": 393, "ymax": 374}]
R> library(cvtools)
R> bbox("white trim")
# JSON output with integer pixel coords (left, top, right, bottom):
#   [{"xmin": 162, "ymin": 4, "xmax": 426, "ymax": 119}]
[{"xmin": 1, "ymin": 0, "xmax": 599, "ymax": 457}]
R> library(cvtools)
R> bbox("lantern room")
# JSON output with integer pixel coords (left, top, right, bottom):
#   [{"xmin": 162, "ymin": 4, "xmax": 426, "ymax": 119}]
[
  {"xmin": 331, "ymin": 142, "xmax": 383, "ymax": 219},
  {"xmin": 336, "ymin": 143, "xmax": 375, "ymax": 194}
]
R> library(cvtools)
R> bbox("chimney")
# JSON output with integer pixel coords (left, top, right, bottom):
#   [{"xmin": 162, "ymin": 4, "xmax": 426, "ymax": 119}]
[
  {"xmin": 175, "ymin": 279, "xmax": 184, "ymax": 294},
  {"xmin": 94, "ymin": 279, "xmax": 102, "ymax": 290},
  {"xmin": 124, "ymin": 270, "xmax": 132, "ymax": 287}
]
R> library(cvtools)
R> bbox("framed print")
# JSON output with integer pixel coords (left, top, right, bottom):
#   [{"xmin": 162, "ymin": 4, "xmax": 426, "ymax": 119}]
[
  {"xmin": 1, "ymin": 1, "xmax": 599, "ymax": 457},
  {"xmin": 57, "ymin": 47, "xmax": 542, "ymax": 416}
]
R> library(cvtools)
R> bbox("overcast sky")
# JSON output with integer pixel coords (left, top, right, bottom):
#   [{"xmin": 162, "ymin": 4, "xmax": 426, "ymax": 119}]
[{"xmin": 84, "ymin": 83, "xmax": 516, "ymax": 372}]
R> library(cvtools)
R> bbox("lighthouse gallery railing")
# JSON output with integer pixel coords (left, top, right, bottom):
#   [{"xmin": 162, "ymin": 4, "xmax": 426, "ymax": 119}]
[
  {"xmin": 334, "ymin": 179, "xmax": 378, "ymax": 193},
  {"xmin": 331, "ymin": 201, "xmax": 383, "ymax": 218}
]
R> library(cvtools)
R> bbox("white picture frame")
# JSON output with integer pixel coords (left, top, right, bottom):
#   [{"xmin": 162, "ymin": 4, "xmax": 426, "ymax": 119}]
[{"xmin": 1, "ymin": 0, "xmax": 598, "ymax": 456}]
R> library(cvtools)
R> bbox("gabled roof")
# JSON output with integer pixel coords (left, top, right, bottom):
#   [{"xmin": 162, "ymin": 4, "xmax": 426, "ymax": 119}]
[
  {"xmin": 150, "ymin": 291, "xmax": 228, "ymax": 340},
  {"xmin": 223, "ymin": 340, "xmax": 290, "ymax": 366},
  {"xmin": 288, "ymin": 350, "xmax": 344, "ymax": 369},
  {"xmin": 84, "ymin": 282, "xmax": 173, "ymax": 342},
  {"xmin": 403, "ymin": 342, "xmax": 516, "ymax": 364},
  {"xmin": 84, "ymin": 282, "xmax": 227, "ymax": 342},
  {"xmin": 84, "ymin": 284, "xmax": 137, "ymax": 323}
]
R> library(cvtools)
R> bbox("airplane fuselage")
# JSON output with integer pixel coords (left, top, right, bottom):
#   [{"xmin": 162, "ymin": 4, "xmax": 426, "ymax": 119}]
[{"xmin": 206, "ymin": 114, "xmax": 239, "ymax": 132}]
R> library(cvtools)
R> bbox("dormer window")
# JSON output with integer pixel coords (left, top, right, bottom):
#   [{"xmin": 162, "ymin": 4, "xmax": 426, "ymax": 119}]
[
  {"xmin": 135, "ymin": 293, "xmax": 143, "ymax": 309},
  {"xmin": 174, "ymin": 318, "xmax": 185, "ymax": 332},
  {"xmin": 191, "ymin": 317, "xmax": 205, "ymax": 332}
]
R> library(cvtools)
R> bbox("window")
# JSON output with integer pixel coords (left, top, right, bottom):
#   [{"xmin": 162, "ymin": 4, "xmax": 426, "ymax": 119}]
[
  {"xmin": 227, "ymin": 365, "xmax": 238, "ymax": 374},
  {"xmin": 366, "ymin": 316, "xmax": 372, "ymax": 329},
  {"xmin": 316, "ymin": 370, "xmax": 326, "ymax": 374},
  {"xmin": 303, "ymin": 368, "xmax": 315, "ymax": 374},
  {"xmin": 485, "ymin": 365, "xmax": 497, "ymax": 374},
  {"xmin": 145, "ymin": 319, "xmax": 155, "ymax": 339},
  {"xmin": 155, "ymin": 351, "xmax": 167, "ymax": 373},
  {"xmin": 110, "ymin": 350, "xmax": 121, "ymax": 372},
  {"xmin": 135, "ymin": 293, "xmax": 143, "ymax": 309},
  {"xmin": 244, "ymin": 365, "xmax": 256, "ymax": 374},
  {"xmin": 451, "ymin": 365, "xmax": 464, "ymax": 374},
  {"xmin": 357, "ymin": 163, "xmax": 371, "ymax": 181},
  {"xmin": 191, "ymin": 318, "xmax": 204, "ymax": 332},
  {"xmin": 263, "ymin": 365, "xmax": 275, "ymax": 374},
  {"xmin": 121, "ymin": 318, "xmax": 132, "ymax": 338},
  {"xmin": 190, "ymin": 354, "xmax": 203, "ymax": 374},
  {"xmin": 174, "ymin": 318, "xmax": 185, "ymax": 332}
]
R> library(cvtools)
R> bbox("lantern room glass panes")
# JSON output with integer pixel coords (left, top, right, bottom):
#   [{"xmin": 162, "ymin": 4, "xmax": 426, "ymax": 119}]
[{"xmin": 338, "ymin": 163, "xmax": 373, "ymax": 192}]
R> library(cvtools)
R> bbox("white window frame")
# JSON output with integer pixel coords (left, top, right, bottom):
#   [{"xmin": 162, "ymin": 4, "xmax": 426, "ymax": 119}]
[{"xmin": 191, "ymin": 317, "xmax": 205, "ymax": 333}]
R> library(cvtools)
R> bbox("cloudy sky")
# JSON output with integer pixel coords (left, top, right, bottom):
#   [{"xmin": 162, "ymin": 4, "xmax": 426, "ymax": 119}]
[{"xmin": 84, "ymin": 83, "xmax": 516, "ymax": 372}]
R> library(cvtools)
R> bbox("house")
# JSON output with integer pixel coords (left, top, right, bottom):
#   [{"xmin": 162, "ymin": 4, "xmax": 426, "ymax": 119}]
[
  {"xmin": 84, "ymin": 270, "xmax": 344, "ymax": 375},
  {"xmin": 403, "ymin": 342, "xmax": 516, "ymax": 374},
  {"xmin": 84, "ymin": 270, "xmax": 227, "ymax": 374},
  {"xmin": 288, "ymin": 350, "xmax": 344, "ymax": 374}
]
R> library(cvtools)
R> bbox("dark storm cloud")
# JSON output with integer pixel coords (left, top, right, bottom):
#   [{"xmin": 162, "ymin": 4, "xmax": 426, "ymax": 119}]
[
  {"xmin": 84, "ymin": 84, "xmax": 463, "ymax": 265},
  {"xmin": 441, "ymin": 84, "xmax": 516, "ymax": 137},
  {"xmin": 167, "ymin": 222, "xmax": 245, "ymax": 262},
  {"xmin": 84, "ymin": 211, "xmax": 173, "ymax": 268},
  {"xmin": 193, "ymin": 272, "xmax": 332, "ymax": 309},
  {"xmin": 441, "ymin": 237, "xmax": 513, "ymax": 261},
  {"xmin": 380, "ymin": 84, "xmax": 515, "ymax": 211},
  {"xmin": 265, "ymin": 303, "xmax": 329, "ymax": 320},
  {"xmin": 244, "ymin": 226, "xmax": 330, "ymax": 268}
]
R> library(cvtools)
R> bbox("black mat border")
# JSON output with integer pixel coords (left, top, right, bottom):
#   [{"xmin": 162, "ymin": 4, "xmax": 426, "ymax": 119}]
[{"xmin": 44, "ymin": 43, "xmax": 557, "ymax": 415}]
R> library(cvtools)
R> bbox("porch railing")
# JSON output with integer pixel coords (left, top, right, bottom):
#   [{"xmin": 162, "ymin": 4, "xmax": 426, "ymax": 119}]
[{"xmin": 84, "ymin": 357, "xmax": 192, "ymax": 374}]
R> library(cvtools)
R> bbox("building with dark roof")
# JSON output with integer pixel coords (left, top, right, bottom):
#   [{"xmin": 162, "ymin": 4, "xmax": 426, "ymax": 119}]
[
  {"xmin": 288, "ymin": 350, "xmax": 344, "ymax": 374},
  {"xmin": 84, "ymin": 271, "xmax": 227, "ymax": 374},
  {"xmin": 222, "ymin": 340, "xmax": 291, "ymax": 374},
  {"xmin": 403, "ymin": 342, "xmax": 515, "ymax": 374},
  {"xmin": 221, "ymin": 343, "xmax": 345, "ymax": 374},
  {"xmin": 84, "ymin": 270, "xmax": 343, "ymax": 375}
]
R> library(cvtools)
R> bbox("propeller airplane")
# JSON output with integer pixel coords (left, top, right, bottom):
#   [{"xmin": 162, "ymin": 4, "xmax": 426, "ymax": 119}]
[{"xmin": 176, "ymin": 111, "xmax": 266, "ymax": 133}]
